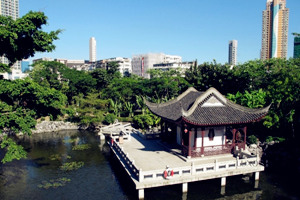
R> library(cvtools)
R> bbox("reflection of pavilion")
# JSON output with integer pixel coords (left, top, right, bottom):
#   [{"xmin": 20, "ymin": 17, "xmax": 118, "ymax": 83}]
[
  {"xmin": 109, "ymin": 87, "xmax": 269, "ymax": 199},
  {"xmin": 146, "ymin": 87, "xmax": 270, "ymax": 158}
]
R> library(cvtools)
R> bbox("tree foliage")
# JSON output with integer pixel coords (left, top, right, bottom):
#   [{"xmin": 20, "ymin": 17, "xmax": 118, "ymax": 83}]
[
  {"xmin": 0, "ymin": 136, "xmax": 27, "ymax": 164},
  {"xmin": 0, "ymin": 11, "xmax": 61, "ymax": 70}
]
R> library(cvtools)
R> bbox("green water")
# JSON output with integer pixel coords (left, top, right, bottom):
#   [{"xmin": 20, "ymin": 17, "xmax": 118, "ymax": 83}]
[{"xmin": 0, "ymin": 130, "xmax": 299, "ymax": 200}]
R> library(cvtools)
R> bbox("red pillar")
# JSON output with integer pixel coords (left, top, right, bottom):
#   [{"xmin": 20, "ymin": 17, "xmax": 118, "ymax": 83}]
[
  {"xmin": 201, "ymin": 128, "xmax": 205, "ymax": 155},
  {"xmin": 194, "ymin": 128, "xmax": 197, "ymax": 149},
  {"xmin": 243, "ymin": 126, "xmax": 247, "ymax": 150},
  {"xmin": 232, "ymin": 128, "xmax": 236, "ymax": 149},
  {"xmin": 188, "ymin": 130, "xmax": 192, "ymax": 157}
]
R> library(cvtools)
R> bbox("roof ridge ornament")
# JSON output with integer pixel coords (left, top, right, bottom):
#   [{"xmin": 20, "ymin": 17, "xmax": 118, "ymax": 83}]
[{"xmin": 183, "ymin": 87, "xmax": 227, "ymax": 117}]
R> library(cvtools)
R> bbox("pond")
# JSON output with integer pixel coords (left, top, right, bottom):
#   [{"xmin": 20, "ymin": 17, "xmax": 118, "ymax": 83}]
[{"xmin": 0, "ymin": 130, "xmax": 299, "ymax": 200}]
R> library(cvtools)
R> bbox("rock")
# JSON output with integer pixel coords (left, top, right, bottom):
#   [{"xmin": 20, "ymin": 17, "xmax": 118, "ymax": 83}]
[{"xmin": 32, "ymin": 121, "xmax": 79, "ymax": 134}]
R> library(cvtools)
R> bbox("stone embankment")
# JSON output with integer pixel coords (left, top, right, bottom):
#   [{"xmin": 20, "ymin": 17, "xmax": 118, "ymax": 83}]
[{"xmin": 32, "ymin": 121, "xmax": 79, "ymax": 134}]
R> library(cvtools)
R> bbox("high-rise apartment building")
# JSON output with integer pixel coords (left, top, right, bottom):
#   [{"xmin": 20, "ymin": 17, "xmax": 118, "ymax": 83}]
[
  {"xmin": 89, "ymin": 37, "xmax": 96, "ymax": 62},
  {"xmin": 261, "ymin": 0, "xmax": 289, "ymax": 60},
  {"xmin": 294, "ymin": 35, "xmax": 300, "ymax": 59},
  {"xmin": 228, "ymin": 40, "xmax": 238, "ymax": 66},
  {"xmin": 0, "ymin": 0, "xmax": 19, "ymax": 19},
  {"xmin": 0, "ymin": 0, "xmax": 22, "ymax": 79}
]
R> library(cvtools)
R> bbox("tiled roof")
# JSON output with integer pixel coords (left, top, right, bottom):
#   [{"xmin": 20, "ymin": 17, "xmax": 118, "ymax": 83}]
[{"xmin": 146, "ymin": 87, "xmax": 270, "ymax": 126}]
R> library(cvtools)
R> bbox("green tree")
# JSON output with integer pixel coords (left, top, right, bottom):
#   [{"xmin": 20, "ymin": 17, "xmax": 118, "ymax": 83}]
[
  {"xmin": 30, "ymin": 61, "xmax": 68, "ymax": 91},
  {"xmin": 185, "ymin": 60, "xmax": 247, "ymax": 94},
  {"xmin": 0, "ymin": 11, "xmax": 61, "ymax": 71},
  {"xmin": 236, "ymin": 58, "xmax": 300, "ymax": 138}
]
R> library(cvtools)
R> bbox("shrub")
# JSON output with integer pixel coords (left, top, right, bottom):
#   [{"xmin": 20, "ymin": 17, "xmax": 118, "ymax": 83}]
[
  {"xmin": 274, "ymin": 137, "xmax": 286, "ymax": 143},
  {"xmin": 117, "ymin": 117, "xmax": 133, "ymax": 122},
  {"xmin": 133, "ymin": 114, "xmax": 153, "ymax": 130},
  {"xmin": 247, "ymin": 135, "xmax": 258, "ymax": 144},
  {"xmin": 265, "ymin": 136, "xmax": 274, "ymax": 143},
  {"xmin": 103, "ymin": 113, "xmax": 117, "ymax": 124}
]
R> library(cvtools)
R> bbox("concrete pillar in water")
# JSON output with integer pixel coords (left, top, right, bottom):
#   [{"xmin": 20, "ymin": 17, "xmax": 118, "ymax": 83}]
[
  {"xmin": 254, "ymin": 180, "xmax": 259, "ymax": 189},
  {"xmin": 220, "ymin": 186, "xmax": 226, "ymax": 195},
  {"xmin": 138, "ymin": 189, "xmax": 144, "ymax": 199},
  {"xmin": 221, "ymin": 177, "xmax": 226, "ymax": 186},
  {"xmin": 182, "ymin": 192, "xmax": 187, "ymax": 200},
  {"xmin": 182, "ymin": 182, "xmax": 188, "ymax": 193},
  {"xmin": 255, "ymin": 172, "xmax": 260, "ymax": 180},
  {"xmin": 99, "ymin": 133, "xmax": 105, "ymax": 140}
]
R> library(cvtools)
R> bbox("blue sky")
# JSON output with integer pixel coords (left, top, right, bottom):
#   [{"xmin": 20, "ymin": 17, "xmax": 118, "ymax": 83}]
[{"xmin": 20, "ymin": 0, "xmax": 300, "ymax": 64}]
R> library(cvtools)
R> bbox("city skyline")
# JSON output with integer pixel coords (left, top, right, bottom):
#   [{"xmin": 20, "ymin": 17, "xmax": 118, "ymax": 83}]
[{"xmin": 19, "ymin": 0, "xmax": 300, "ymax": 64}]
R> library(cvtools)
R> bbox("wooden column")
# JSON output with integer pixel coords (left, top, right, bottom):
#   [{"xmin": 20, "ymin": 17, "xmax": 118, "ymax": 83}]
[
  {"xmin": 164, "ymin": 121, "xmax": 168, "ymax": 135},
  {"xmin": 201, "ymin": 128, "xmax": 205, "ymax": 156},
  {"xmin": 188, "ymin": 130, "xmax": 192, "ymax": 157},
  {"xmin": 243, "ymin": 126, "xmax": 247, "ymax": 150},
  {"xmin": 232, "ymin": 128, "xmax": 236, "ymax": 149},
  {"xmin": 194, "ymin": 128, "xmax": 197, "ymax": 149}
]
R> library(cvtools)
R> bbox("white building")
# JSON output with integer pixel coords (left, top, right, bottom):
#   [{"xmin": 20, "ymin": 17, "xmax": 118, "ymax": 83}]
[
  {"xmin": 97, "ymin": 57, "xmax": 132, "ymax": 76},
  {"xmin": 0, "ymin": 0, "xmax": 23, "ymax": 80},
  {"xmin": 89, "ymin": 37, "xmax": 96, "ymax": 62},
  {"xmin": 152, "ymin": 61, "xmax": 195, "ymax": 74},
  {"xmin": 228, "ymin": 40, "xmax": 238, "ymax": 66},
  {"xmin": 32, "ymin": 57, "xmax": 54, "ymax": 63},
  {"xmin": 33, "ymin": 58, "xmax": 95, "ymax": 71},
  {"xmin": 131, "ymin": 53, "xmax": 182, "ymax": 78}
]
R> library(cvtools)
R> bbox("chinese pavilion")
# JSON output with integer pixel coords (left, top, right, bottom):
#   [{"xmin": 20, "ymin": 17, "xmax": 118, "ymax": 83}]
[{"xmin": 146, "ymin": 87, "xmax": 270, "ymax": 158}]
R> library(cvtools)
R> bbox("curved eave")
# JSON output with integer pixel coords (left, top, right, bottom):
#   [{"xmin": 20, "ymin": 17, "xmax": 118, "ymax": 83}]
[
  {"xmin": 182, "ymin": 113, "xmax": 268, "ymax": 127},
  {"xmin": 147, "ymin": 107, "xmax": 180, "ymax": 123},
  {"xmin": 144, "ymin": 87, "xmax": 199, "ymax": 109}
]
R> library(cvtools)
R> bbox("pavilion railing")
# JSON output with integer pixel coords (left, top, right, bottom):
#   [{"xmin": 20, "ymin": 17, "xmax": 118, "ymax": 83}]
[{"xmin": 182, "ymin": 144, "xmax": 232, "ymax": 158}]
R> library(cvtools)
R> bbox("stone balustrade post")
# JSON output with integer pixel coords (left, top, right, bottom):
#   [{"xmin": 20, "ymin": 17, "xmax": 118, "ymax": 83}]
[
  {"xmin": 139, "ymin": 169, "xmax": 143, "ymax": 182},
  {"xmin": 191, "ymin": 162, "xmax": 195, "ymax": 175}
]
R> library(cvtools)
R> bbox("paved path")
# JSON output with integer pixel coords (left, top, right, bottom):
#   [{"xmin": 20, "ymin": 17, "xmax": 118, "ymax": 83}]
[{"xmin": 120, "ymin": 133, "xmax": 235, "ymax": 171}]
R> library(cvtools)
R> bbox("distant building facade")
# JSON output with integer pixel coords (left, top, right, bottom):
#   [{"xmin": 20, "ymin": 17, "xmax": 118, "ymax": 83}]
[
  {"xmin": 0, "ymin": 0, "xmax": 19, "ymax": 19},
  {"xmin": 152, "ymin": 61, "xmax": 194, "ymax": 74},
  {"xmin": 294, "ymin": 36, "xmax": 300, "ymax": 59},
  {"xmin": 261, "ymin": 0, "xmax": 289, "ymax": 60},
  {"xmin": 33, "ymin": 58, "xmax": 95, "ymax": 71},
  {"xmin": 0, "ymin": 0, "xmax": 22, "ymax": 79},
  {"xmin": 89, "ymin": 37, "xmax": 96, "ymax": 62},
  {"xmin": 132, "ymin": 53, "xmax": 182, "ymax": 78},
  {"xmin": 96, "ymin": 57, "xmax": 132, "ymax": 76},
  {"xmin": 228, "ymin": 40, "xmax": 238, "ymax": 66}
]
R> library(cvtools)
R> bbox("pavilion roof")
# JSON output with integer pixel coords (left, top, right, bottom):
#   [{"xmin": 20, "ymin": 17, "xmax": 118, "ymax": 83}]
[{"xmin": 145, "ymin": 87, "xmax": 270, "ymax": 126}]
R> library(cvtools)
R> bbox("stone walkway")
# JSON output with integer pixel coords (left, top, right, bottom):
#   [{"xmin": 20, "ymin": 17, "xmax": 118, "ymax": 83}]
[{"xmin": 120, "ymin": 133, "xmax": 235, "ymax": 171}]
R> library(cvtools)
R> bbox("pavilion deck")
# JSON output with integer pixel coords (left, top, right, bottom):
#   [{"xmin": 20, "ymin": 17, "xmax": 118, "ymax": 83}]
[{"xmin": 109, "ymin": 133, "xmax": 264, "ymax": 199}]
